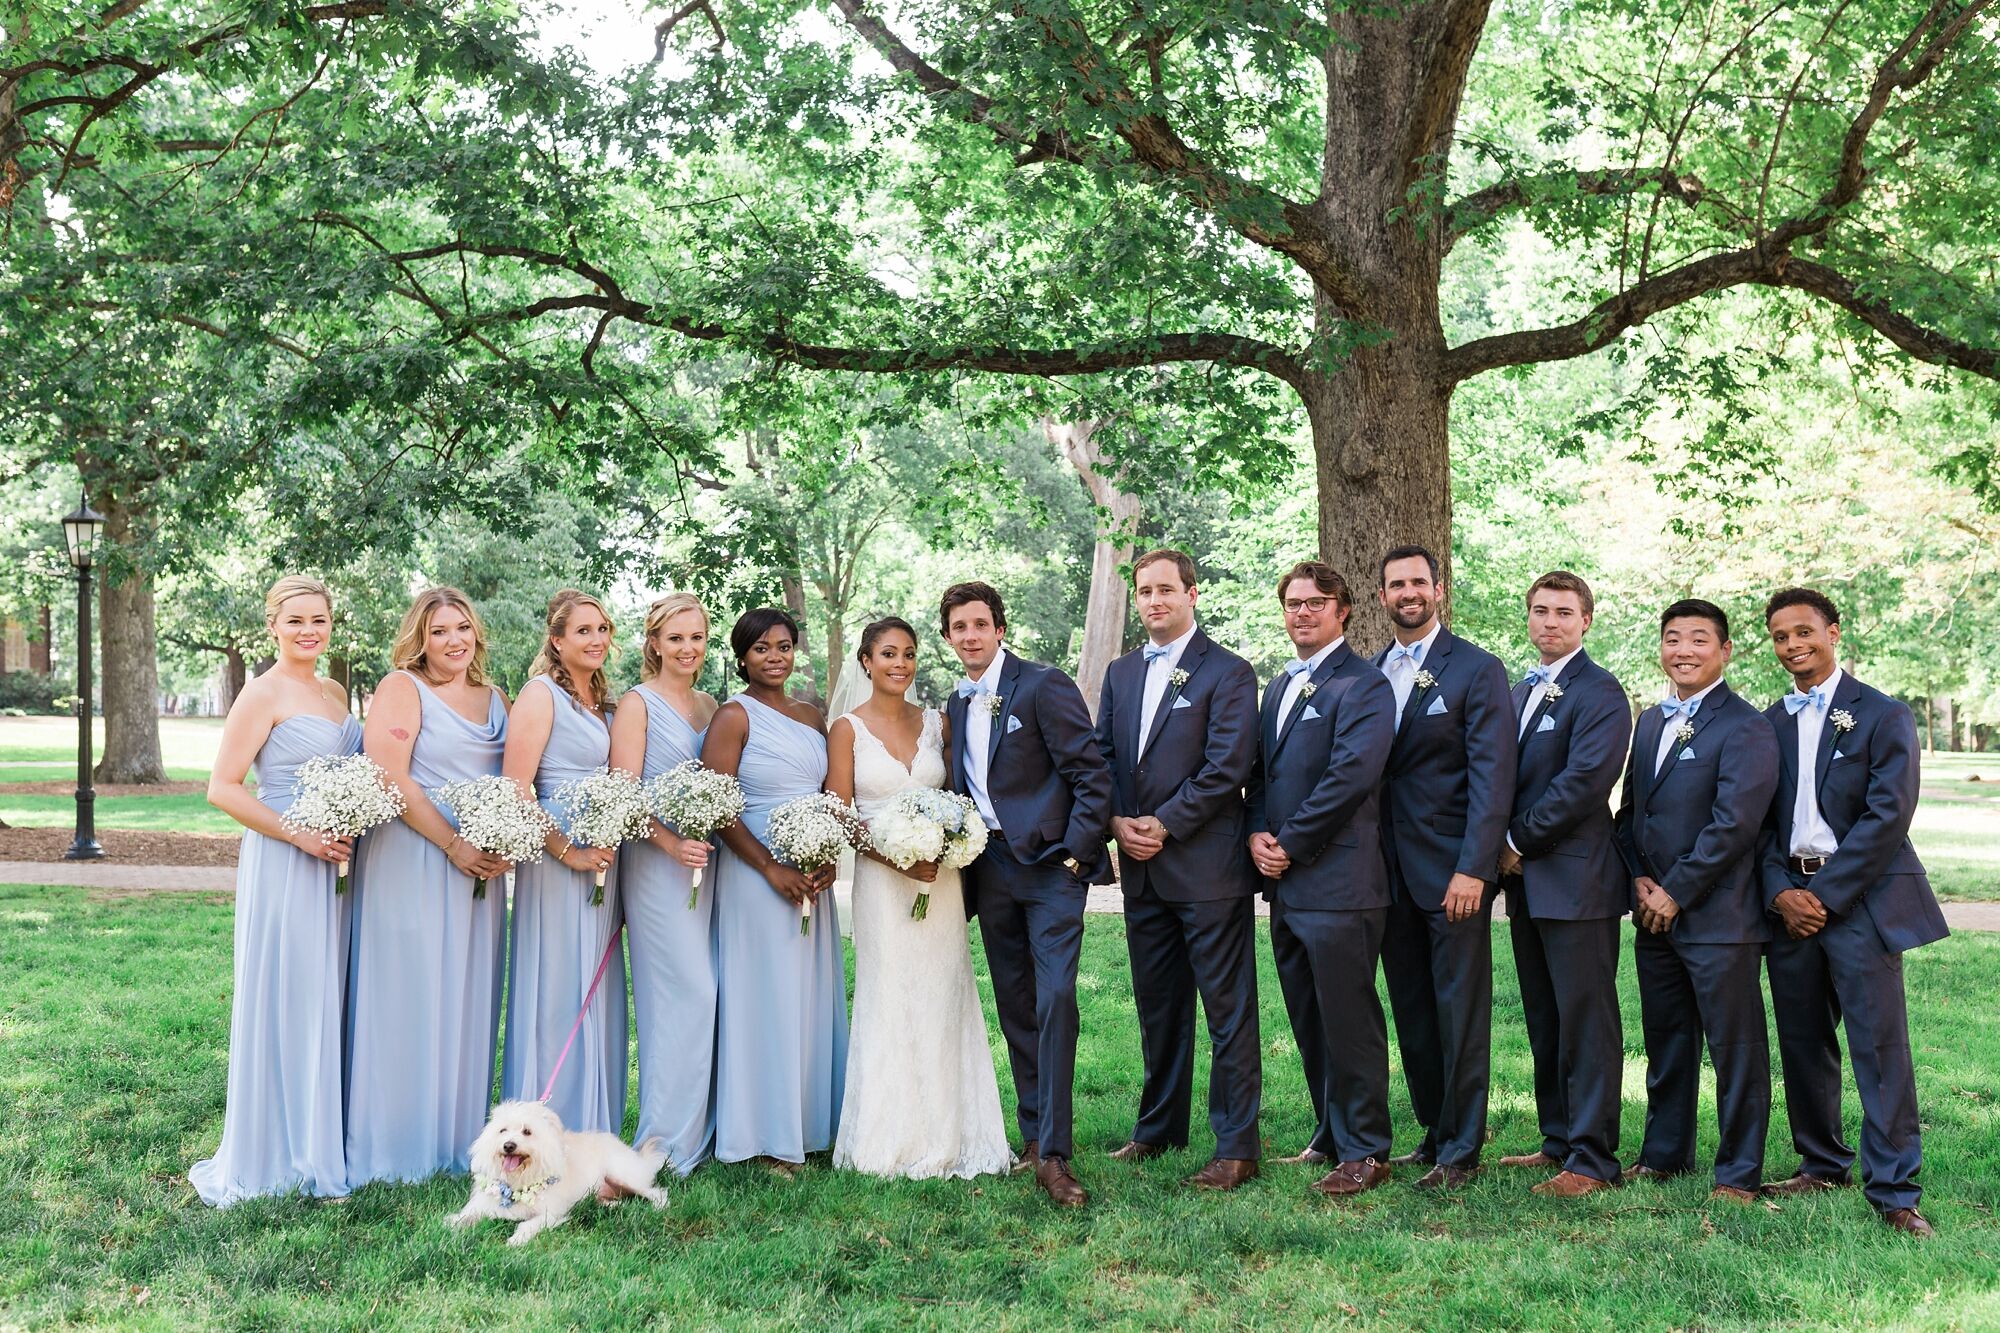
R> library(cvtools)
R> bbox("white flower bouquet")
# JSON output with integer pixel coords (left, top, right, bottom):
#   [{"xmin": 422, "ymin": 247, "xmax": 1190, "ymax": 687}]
[
  {"xmin": 644, "ymin": 759, "xmax": 747, "ymax": 910},
  {"xmin": 867, "ymin": 787, "xmax": 988, "ymax": 919},
  {"xmin": 280, "ymin": 752, "xmax": 406, "ymax": 892},
  {"xmin": 549, "ymin": 766, "xmax": 653, "ymax": 904},
  {"xmin": 431, "ymin": 775, "xmax": 557, "ymax": 898},
  {"xmin": 765, "ymin": 792, "xmax": 864, "ymax": 935}
]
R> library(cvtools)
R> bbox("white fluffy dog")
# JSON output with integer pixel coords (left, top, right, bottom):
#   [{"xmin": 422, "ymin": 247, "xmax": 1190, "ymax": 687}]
[{"xmin": 451, "ymin": 1100, "xmax": 669, "ymax": 1245}]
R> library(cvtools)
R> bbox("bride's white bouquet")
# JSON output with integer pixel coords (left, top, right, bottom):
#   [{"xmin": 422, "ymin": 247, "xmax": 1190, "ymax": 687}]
[
  {"xmin": 549, "ymin": 766, "xmax": 653, "ymax": 904},
  {"xmin": 431, "ymin": 775, "xmax": 556, "ymax": 898},
  {"xmin": 764, "ymin": 792, "xmax": 864, "ymax": 935},
  {"xmin": 867, "ymin": 788, "xmax": 988, "ymax": 920},
  {"xmin": 280, "ymin": 752, "xmax": 407, "ymax": 892},
  {"xmin": 644, "ymin": 760, "xmax": 746, "ymax": 910}
]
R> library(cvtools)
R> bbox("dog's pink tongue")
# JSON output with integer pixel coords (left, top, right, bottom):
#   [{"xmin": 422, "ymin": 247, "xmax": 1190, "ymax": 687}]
[{"xmin": 502, "ymin": 1153, "xmax": 526, "ymax": 1172}]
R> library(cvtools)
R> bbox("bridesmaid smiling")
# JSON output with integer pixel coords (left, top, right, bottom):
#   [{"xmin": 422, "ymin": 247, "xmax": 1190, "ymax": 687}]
[
  {"xmin": 345, "ymin": 587, "xmax": 513, "ymax": 1185},
  {"xmin": 193, "ymin": 575, "xmax": 359, "ymax": 1206},
  {"xmin": 608, "ymin": 593, "xmax": 722, "ymax": 1174}
]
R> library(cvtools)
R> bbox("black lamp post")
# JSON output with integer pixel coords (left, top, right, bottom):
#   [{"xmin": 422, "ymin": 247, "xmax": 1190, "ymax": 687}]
[{"xmin": 61, "ymin": 495, "xmax": 107, "ymax": 861}]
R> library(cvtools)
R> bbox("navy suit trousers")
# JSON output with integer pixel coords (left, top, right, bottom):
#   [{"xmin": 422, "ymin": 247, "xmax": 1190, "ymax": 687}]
[
  {"xmin": 1508, "ymin": 910, "xmax": 1623, "ymax": 1181},
  {"xmin": 1382, "ymin": 892, "xmax": 1494, "ymax": 1167},
  {"xmin": 1633, "ymin": 927, "xmax": 1770, "ymax": 1190},
  {"xmin": 969, "ymin": 850, "xmax": 1085, "ymax": 1160},
  {"xmin": 1270, "ymin": 902, "xmax": 1392, "ymax": 1163}
]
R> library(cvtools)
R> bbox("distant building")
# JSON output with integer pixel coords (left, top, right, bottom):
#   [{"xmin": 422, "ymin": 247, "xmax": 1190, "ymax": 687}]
[{"xmin": 0, "ymin": 609, "xmax": 52, "ymax": 675}]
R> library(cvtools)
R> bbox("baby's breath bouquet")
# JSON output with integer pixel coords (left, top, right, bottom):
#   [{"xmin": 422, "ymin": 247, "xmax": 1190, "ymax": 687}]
[
  {"xmin": 549, "ymin": 766, "xmax": 652, "ymax": 904},
  {"xmin": 867, "ymin": 788, "xmax": 989, "ymax": 920},
  {"xmin": 644, "ymin": 760, "xmax": 747, "ymax": 910},
  {"xmin": 280, "ymin": 753, "xmax": 406, "ymax": 892},
  {"xmin": 765, "ymin": 792, "xmax": 864, "ymax": 935},
  {"xmin": 431, "ymin": 775, "xmax": 556, "ymax": 898}
]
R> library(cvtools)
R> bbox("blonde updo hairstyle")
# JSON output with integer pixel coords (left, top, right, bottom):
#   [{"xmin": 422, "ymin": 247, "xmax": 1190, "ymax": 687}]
[
  {"xmin": 264, "ymin": 574, "xmax": 333, "ymax": 631},
  {"xmin": 529, "ymin": 588, "xmax": 616, "ymax": 713},
  {"xmin": 391, "ymin": 586, "xmax": 492, "ymax": 687},
  {"xmin": 641, "ymin": 593, "xmax": 711, "ymax": 678}
]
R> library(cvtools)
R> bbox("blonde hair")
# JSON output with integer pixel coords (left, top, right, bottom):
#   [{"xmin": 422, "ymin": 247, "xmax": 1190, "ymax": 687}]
[
  {"xmin": 264, "ymin": 574, "xmax": 332, "ymax": 626},
  {"xmin": 641, "ymin": 594, "xmax": 710, "ymax": 677},
  {"xmin": 391, "ymin": 586, "xmax": 492, "ymax": 687},
  {"xmin": 528, "ymin": 589, "xmax": 615, "ymax": 713}
]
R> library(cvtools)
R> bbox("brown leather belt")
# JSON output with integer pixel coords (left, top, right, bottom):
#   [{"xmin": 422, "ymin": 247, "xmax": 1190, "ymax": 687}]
[{"xmin": 1788, "ymin": 855, "xmax": 1827, "ymax": 877}]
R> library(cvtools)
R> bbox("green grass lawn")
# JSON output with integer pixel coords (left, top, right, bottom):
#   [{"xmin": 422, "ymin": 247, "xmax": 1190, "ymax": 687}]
[
  {"xmin": 0, "ymin": 792, "xmax": 235, "ymax": 834},
  {"xmin": 0, "ymin": 766, "xmax": 214, "ymax": 785},
  {"xmin": 3, "ymin": 884, "xmax": 1996, "ymax": 1329}
]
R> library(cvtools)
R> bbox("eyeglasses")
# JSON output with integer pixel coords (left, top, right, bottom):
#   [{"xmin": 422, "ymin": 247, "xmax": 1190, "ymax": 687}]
[{"xmin": 1282, "ymin": 596, "xmax": 1334, "ymax": 615}]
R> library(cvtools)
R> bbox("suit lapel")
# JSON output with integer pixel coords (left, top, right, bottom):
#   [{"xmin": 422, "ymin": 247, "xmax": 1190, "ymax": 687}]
[
  {"xmin": 1647, "ymin": 679, "xmax": 1731, "ymax": 806},
  {"xmin": 1140, "ymin": 632, "xmax": 1206, "ymax": 759},
  {"xmin": 1815, "ymin": 672, "xmax": 1859, "ymax": 800},
  {"xmin": 987, "ymin": 652, "xmax": 1022, "ymax": 769},
  {"xmin": 1273, "ymin": 641, "xmax": 1350, "ymax": 759},
  {"xmin": 1116, "ymin": 651, "xmax": 1146, "ymax": 763},
  {"xmin": 1524, "ymin": 649, "xmax": 1587, "ymax": 739},
  {"xmin": 946, "ymin": 688, "xmax": 969, "ymax": 791},
  {"xmin": 1395, "ymin": 627, "xmax": 1452, "ymax": 736}
]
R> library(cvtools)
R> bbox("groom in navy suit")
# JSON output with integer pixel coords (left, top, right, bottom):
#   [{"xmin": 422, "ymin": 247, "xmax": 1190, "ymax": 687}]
[
  {"xmin": 1247, "ymin": 561, "xmax": 1399, "ymax": 1198},
  {"xmin": 1373, "ymin": 545, "xmax": 1517, "ymax": 1189},
  {"xmin": 1759, "ymin": 588, "xmax": 1948, "ymax": 1237},
  {"xmin": 941, "ymin": 581, "xmax": 1112, "ymax": 1208},
  {"xmin": 1614, "ymin": 598, "xmax": 1779, "ymax": 1204},
  {"xmin": 1092, "ymin": 549, "xmax": 1262, "ymax": 1191}
]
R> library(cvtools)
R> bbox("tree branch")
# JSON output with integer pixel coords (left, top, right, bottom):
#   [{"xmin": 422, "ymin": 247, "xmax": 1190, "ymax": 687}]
[
  {"xmin": 1397, "ymin": 0, "xmax": 1495, "ymax": 191},
  {"xmin": 1774, "ymin": 258, "xmax": 1998, "ymax": 380},
  {"xmin": 1443, "ymin": 165, "xmax": 1715, "ymax": 250},
  {"xmin": 651, "ymin": 0, "xmax": 725, "ymax": 60}
]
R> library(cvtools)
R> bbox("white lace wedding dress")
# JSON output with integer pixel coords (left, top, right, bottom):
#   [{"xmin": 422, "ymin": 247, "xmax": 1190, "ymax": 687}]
[{"xmin": 832, "ymin": 709, "xmax": 1014, "ymax": 1179}]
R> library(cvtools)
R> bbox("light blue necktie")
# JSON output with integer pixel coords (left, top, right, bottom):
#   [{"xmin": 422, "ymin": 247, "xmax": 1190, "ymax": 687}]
[
  {"xmin": 1660, "ymin": 696, "xmax": 1701, "ymax": 720},
  {"xmin": 1524, "ymin": 665, "xmax": 1555, "ymax": 689},
  {"xmin": 1283, "ymin": 659, "xmax": 1311, "ymax": 678},
  {"xmin": 1143, "ymin": 644, "xmax": 1171, "ymax": 663},
  {"xmin": 956, "ymin": 679, "xmax": 990, "ymax": 700},
  {"xmin": 1783, "ymin": 686, "xmax": 1828, "ymax": 716}
]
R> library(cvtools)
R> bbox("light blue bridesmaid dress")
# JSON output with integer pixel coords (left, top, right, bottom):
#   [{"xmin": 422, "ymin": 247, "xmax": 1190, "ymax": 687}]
[
  {"xmin": 190, "ymin": 712, "xmax": 361, "ymax": 1206},
  {"xmin": 344, "ymin": 672, "xmax": 508, "ymax": 1183},
  {"xmin": 712, "ymin": 693, "xmax": 848, "ymax": 1163},
  {"xmin": 623, "ymin": 685, "xmax": 718, "ymax": 1173},
  {"xmin": 500, "ymin": 675, "xmax": 628, "ymax": 1133}
]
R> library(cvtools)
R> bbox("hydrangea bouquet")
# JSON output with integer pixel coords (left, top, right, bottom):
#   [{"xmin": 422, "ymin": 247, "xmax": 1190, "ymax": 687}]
[
  {"xmin": 764, "ymin": 792, "xmax": 864, "ymax": 935},
  {"xmin": 431, "ymin": 775, "xmax": 557, "ymax": 898},
  {"xmin": 644, "ymin": 760, "xmax": 747, "ymax": 910},
  {"xmin": 549, "ymin": 766, "xmax": 653, "ymax": 904},
  {"xmin": 867, "ymin": 788, "xmax": 989, "ymax": 919},
  {"xmin": 280, "ymin": 752, "xmax": 406, "ymax": 892}
]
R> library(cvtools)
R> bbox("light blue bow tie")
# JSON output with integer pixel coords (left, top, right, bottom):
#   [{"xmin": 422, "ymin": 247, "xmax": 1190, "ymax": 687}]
[
  {"xmin": 1659, "ymin": 696, "xmax": 1701, "ymax": 720},
  {"xmin": 1783, "ymin": 686, "xmax": 1828, "ymax": 716},
  {"xmin": 1283, "ymin": 659, "xmax": 1312, "ymax": 678},
  {"xmin": 1143, "ymin": 644, "xmax": 1172, "ymax": 663},
  {"xmin": 1385, "ymin": 641, "xmax": 1422, "ymax": 667},
  {"xmin": 1524, "ymin": 665, "xmax": 1555, "ymax": 689},
  {"xmin": 956, "ymin": 679, "xmax": 991, "ymax": 699}
]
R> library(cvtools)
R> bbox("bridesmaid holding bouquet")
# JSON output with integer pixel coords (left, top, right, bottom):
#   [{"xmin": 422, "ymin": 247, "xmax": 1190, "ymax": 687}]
[
  {"xmin": 345, "ymin": 587, "xmax": 513, "ymax": 1184},
  {"xmin": 192, "ymin": 575, "xmax": 359, "ymax": 1206},
  {"xmin": 608, "ymin": 593, "xmax": 723, "ymax": 1174},
  {"xmin": 499, "ymin": 590, "xmax": 628, "ymax": 1133}
]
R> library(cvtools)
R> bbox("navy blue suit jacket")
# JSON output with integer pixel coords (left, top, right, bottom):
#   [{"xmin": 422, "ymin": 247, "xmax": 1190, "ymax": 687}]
[
  {"xmin": 1505, "ymin": 649, "xmax": 1632, "ymax": 921},
  {"xmin": 1615, "ymin": 681, "xmax": 1779, "ymax": 945},
  {"xmin": 1374, "ymin": 628, "xmax": 1518, "ymax": 910},
  {"xmin": 1246, "ymin": 641, "xmax": 1395, "ymax": 912},
  {"xmin": 946, "ymin": 650, "xmax": 1113, "ymax": 881},
  {"xmin": 1092, "ymin": 628, "xmax": 1258, "ymax": 902},
  {"xmin": 1758, "ymin": 673, "xmax": 1948, "ymax": 953}
]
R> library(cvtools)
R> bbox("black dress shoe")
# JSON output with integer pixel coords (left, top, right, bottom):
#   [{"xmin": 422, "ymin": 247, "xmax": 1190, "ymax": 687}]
[{"xmin": 1108, "ymin": 1140, "xmax": 1168, "ymax": 1163}]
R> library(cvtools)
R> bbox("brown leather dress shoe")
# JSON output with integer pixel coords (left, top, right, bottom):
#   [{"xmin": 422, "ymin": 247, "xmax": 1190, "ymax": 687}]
[
  {"xmin": 1623, "ymin": 1163, "xmax": 1689, "ymax": 1182},
  {"xmin": 1036, "ymin": 1155, "xmax": 1089, "ymax": 1208},
  {"xmin": 1709, "ymin": 1184, "xmax": 1758, "ymax": 1205},
  {"xmin": 1312, "ymin": 1159, "xmax": 1391, "ymax": 1197},
  {"xmin": 1388, "ymin": 1149, "xmax": 1435, "ymax": 1168},
  {"xmin": 1882, "ymin": 1207, "xmax": 1935, "ymax": 1238},
  {"xmin": 1499, "ymin": 1150, "xmax": 1562, "ymax": 1169},
  {"xmin": 1275, "ymin": 1147, "xmax": 1330, "ymax": 1166},
  {"xmin": 1531, "ymin": 1169, "xmax": 1614, "ymax": 1198},
  {"xmin": 1011, "ymin": 1141, "xmax": 1040, "ymax": 1175},
  {"xmin": 1761, "ymin": 1172, "xmax": 1848, "ymax": 1196},
  {"xmin": 1414, "ymin": 1164, "xmax": 1477, "ymax": 1191},
  {"xmin": 1108, "ymin": 1140, "xmax": 1168, "ymax": 1164},
  {"xmin": 1185, "ymin": 1158, "xmax": 1259, "ymax": 1191}
]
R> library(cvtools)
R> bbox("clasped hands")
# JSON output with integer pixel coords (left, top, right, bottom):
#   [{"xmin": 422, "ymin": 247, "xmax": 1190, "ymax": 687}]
[
  {"xmin": 1112, "ymin": 815, "xmax": 1171, "ymax": 863},
  {"xmin": 1773, "ymin": 886, "xmax": 1828, "ymax": 939},
  {"xmin": 764, "ymin": 860, "xmax": 836, "ymax": 906},
  {"xmin": 1633, "ymin": 876, "xmax": 1682, "ymax": 933}
]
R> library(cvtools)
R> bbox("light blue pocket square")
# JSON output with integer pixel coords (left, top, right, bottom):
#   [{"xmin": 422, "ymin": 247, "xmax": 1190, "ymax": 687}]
[
  {"xmin": 1679, "ymin": 746, "xmax": 1696, "ymax": 761},
  {"xmin": 1005, "ymin": 715, "xmax": 1023, "ymax": 734},
  {"xmin": 1832, "ymin": 749, "xmax": 1846, "ymax": 761},
  {"xmin": 1536, "ymin": 714, "xmax": 1557, "ymax": 733},
  {"xmin": 1171, "ymin": 695, "xmax": 1193, "ymax": 710},
  {"xmin": 1425, "ymin": 696, "xmax": 1448, "ymax": 717},
  {"xmin": 1301, "ymin": 705, "xmax": 1321, "ymax": 722}
]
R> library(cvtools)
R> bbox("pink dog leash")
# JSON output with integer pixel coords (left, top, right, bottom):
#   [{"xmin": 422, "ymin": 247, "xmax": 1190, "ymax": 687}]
[{"xmin": 538, "ymin": 925, "xmax": 624, "ymax": 1104}]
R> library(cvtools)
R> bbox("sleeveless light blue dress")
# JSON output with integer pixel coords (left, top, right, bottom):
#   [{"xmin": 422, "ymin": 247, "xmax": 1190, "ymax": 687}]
[
  {"xmin": 623, "ymin": 685, "xmax": 718, "ymax": 1173},
  {"xmin": 711, "ymin": 693, "xmax": 847, "ymax": 1163},
  {"xmin": 344, "ymin": 672, "xmax": 508, "ymax": 1183},
  {"xmin": 500, "ymin": 675, "xmax": 627, "ymax": 1133},
  {"xmin": 191, "ymin": 712, "xmax": 361, "ymax": 1206}
]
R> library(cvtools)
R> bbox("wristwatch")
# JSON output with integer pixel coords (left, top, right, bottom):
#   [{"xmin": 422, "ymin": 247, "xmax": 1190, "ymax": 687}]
[{"xmin": 1063, "ymin": 856, "xmax": 1081, "ymax": 873}]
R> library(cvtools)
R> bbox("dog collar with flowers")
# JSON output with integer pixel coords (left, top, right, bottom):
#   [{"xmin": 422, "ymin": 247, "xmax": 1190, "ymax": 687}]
[{"xmin": 478, "ymin": 1172, "xmax": 560, "ymax": 1208}]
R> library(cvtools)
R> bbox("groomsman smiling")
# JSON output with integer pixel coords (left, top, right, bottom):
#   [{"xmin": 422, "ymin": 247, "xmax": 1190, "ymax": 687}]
[{"xmin": 1759, "ymin": 588, "xmax": 1949, "ymax": 1237}]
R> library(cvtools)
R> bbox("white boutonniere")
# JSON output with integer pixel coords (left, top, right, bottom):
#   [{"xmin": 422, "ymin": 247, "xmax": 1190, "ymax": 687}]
[
  {"xmin": 1413, "ymin": 669, "xmax": 1437, "ymax": 691},
  {"xmin": 1830, "ymin": 709, "xmax": 1856, "ymax": 734},
  {"xmin": 1675, "ymin": 721, "xmax": 1695, "ymax": 744},
  {"xmin": 986, "ymin": 694, "xmax": 1004, "ymax": 719},
  {"xmin": 1298, "ymin": 681, "xmax": 1317, "ymax": 700},
  {"xmin": 1544, "ymin": 682, "xmax": 1564, "ymax": 701},
  {"xmin": 1168, "ymin": 668, "xmax": 1190, "ymax": 691}
]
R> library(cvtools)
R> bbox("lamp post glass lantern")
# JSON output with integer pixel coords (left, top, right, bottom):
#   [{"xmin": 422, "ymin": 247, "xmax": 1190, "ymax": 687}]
[{"xmin": 61, "ymin": 495, "xmax": 107, "ymax": 861}]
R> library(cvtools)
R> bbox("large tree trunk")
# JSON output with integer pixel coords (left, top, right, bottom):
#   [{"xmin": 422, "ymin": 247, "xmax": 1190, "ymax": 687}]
[
  {"xmin": 220, "ymin": 646, "xmax": 246, "ymax": 715},
  {"xmin": 1047, "ymin": 418, "xmax": 1140, "ymax": 715},
  {"xmin": 779, "ymin": 574, "xmax": 822, "ymax": 704},
  {"xmin": 92, "ymin": 494, "xmax": 168, "ymax": 784}
]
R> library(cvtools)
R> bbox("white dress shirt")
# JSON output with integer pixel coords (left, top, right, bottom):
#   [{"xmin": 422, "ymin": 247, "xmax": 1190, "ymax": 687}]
[
  {"xmin": 1381, "ymin": 621, "xmax": 1443, "ymax": 727},
  {"xmin": 1788, "ymin": 668, "xmax": 1844, "ymax": 857},
  {"xmin": 963, "ymin": 647, "xmax": 1007, "ymax": 830},
  {"xmin": 1653, "ymin": 677, "xmax": 1726, "ymax": 777},
  {"xmin": 1518, "ymin": 646, "xmax": 1583, "ymax": 739},
  {"xmin": 1136, "ymin": 622, "xmax": 1199, "ymax": 748},
  {"xmin": 1278, "ymin": 636, "xmax": 1344, "ymax": 737}
]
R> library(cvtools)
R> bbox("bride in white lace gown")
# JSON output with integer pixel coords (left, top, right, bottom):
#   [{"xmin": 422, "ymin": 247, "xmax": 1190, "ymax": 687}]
[{"xmin": 825, "ymin": 619, "xmax": 1013, "ymax": 1180}]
